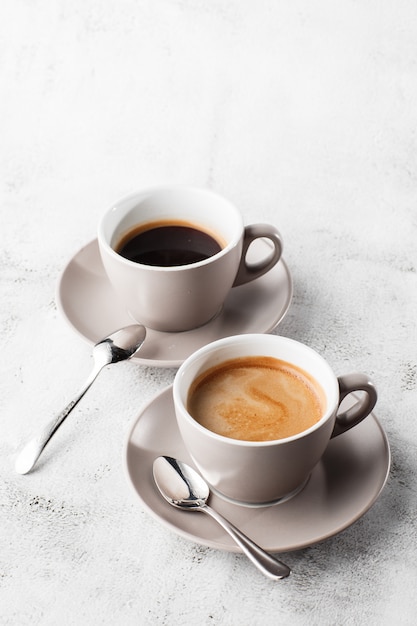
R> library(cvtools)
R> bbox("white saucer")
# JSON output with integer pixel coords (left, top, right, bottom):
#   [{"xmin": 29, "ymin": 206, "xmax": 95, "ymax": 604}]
[
  {"xmin": 56, "ymin": 239, "xmax": 293, "ymax": 367},
  {"xmin": 124, "ymin": 387, "xmax": 391, "ymax": 553}
]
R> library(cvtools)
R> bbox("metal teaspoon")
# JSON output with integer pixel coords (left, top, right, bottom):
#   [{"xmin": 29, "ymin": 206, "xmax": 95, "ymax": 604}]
[
  {"xmin": 152, "ymin": 456, "xmax": 291, "ymax": 580},
  {"xmin": 15, "ymin": 324, "xmax": 146, "ymax": 475}
]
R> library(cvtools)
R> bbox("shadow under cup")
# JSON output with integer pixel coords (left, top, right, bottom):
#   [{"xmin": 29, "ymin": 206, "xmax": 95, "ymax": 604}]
[{"xmin": 173, "ymin": 334, "xmax": 376, "ymax": 506}]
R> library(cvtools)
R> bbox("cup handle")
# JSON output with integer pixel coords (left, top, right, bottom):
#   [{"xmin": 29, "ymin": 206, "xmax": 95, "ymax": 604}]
[
  {"xmin": 232, "ymin": 224, "xmax": 283, "ymax": 287},
  {"xmin": 331, "ymin": 373, "xmax": 378, "ymax": 438}
]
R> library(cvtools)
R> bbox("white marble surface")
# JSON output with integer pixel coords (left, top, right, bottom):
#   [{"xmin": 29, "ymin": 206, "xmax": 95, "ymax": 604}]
[{"xmin": 1, "ymin": 1, "xmax": 417, "ymax": 624}]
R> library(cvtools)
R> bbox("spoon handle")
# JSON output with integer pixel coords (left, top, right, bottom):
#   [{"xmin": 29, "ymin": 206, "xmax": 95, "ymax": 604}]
[
  {"xmin": 15, "ymin": 362, "xmax": 105, "ymax": 475},
  {"xmin": 201, "ymin": 504, "xmax": 290, "ymax": 580}
]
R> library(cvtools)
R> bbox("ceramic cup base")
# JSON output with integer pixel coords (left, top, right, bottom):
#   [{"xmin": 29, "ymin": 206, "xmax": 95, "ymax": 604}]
[
  {"xmin": 126, "ymin": 304, "xmax": 224, "ymax": 333},
  {"xmin": 208, "ymin": 475, "xmax": 311, "ymax": 509}
]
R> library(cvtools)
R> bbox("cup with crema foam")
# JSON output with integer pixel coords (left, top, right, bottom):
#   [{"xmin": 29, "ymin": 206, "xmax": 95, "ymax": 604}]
[
  {"xmin": 98, "ymin": 186, "xmax": 282, "ymax": 332},
  {"xmin": 173, "ymin": 334, "xmax": 377, "ymax": 506}
]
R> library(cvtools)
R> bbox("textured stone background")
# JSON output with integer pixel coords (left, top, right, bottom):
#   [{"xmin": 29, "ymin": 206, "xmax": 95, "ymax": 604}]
[{"xmin": 1, "ymin": 1, "xmax": 416, "ymax": 624}]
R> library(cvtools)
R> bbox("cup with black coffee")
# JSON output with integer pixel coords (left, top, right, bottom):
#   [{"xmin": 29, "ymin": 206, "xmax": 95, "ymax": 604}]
[
  {"xmin": 98, "ymin": 186, "xmax": 282, "ymax": 332},
  {"xmin": 173, "ymin": 333, "xmax": 377, "ymax": 505}
]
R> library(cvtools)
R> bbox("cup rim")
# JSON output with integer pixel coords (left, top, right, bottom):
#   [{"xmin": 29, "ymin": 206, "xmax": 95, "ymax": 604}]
[
  {"xmin": 173, "ymin": 334, "xmax": 340, "ymax": 446},
  {"xmin": 97, "ymin": 185, "xmax": 243, "ymax": 272}
]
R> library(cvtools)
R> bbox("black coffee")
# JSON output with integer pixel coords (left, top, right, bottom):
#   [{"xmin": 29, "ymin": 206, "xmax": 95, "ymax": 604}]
[{"xmin": 115, "ymin": 220, "xmax": 224, "ymax": 267}]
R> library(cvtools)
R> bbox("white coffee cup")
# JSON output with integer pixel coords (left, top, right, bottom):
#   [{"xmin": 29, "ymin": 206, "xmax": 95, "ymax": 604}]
[
  {"xmin": 173, "ymin": 334, "xmax": 377, "ymax": 506},
  {"xmin": 98, "ymin": 186, "xmax": 282, "ymax": 332}
]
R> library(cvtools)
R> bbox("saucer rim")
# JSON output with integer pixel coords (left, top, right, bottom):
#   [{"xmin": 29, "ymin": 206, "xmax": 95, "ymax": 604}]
[
  {"xmin": 123, "ymin": 386, "xmax": 391, "ymax": 553},
  {"xmin": 56, "ymin": 238, "xmax": 293, "ymax": 368}
]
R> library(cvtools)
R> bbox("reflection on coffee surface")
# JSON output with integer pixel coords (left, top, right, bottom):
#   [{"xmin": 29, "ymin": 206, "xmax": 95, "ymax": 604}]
[
  {"xmin": 187, "ymin": 356, "xmax": 326, "ymax": 441},
  {"xmin": 115, "ymin": 219, "xmax": 224, "ymax": 267}
]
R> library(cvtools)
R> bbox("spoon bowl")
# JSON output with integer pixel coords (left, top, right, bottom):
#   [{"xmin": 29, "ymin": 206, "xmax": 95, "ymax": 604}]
[
  {"xmin": 153, "ymin": 456, "xmax": 291, "ymax": 580},
  {"xmin": 15, "ymin": 324, "xmax": 146, "ymax": 475}
]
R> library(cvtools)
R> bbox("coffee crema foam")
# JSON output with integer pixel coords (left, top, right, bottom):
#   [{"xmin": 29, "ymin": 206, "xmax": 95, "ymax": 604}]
[{"xmin": 187, "ymin": 356, "xmax": 326, "ymax": 441}]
